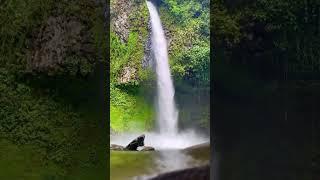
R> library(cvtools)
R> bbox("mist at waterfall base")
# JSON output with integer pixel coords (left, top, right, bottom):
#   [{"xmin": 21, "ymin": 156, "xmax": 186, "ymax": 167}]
[{"xmin": 110, "ymin": 130, "xmax": 208, "ymax": 150}]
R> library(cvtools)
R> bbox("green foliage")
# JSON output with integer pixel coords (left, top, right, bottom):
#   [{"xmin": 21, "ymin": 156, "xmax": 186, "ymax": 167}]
[
  {"xmin": 110, "ymin": 30, "xmax": 154, "ymax": 132},
  {"xmin": 0, "ymin": 67, "xmax": 108, "ymax": 178},
  {"xmin": 213, "ymin": 0, "xmax": 320, "ymax": 77},
  {"xmin": 172, "ymin": 43, "xmax": 210, "ymax": 86},
  {"xmin": 254, "ymin": 0, "xmax": 320, "ymax": 72},
  {"xmin": 129, "ymin": 1, "xmax": 150, "ymax": 40},
  {"xmin": 110, "ymin": 1, "xmax": 155, "ymax": 133},
  {"xmin": 64, "ymin": 55, "xmax": 95, "ymax": 76},
  {"xmin": 110, "ymin": 32, "xmax": 142, "ymax": 83},
  {"xmin": 212, "ymin": 3, "xmax": 241, "ymax": 45},
  {"xmin": 110, "ymin": 31, "xmax": 152, "ymax": 85},
  {"xmin": 0, "ymin": 139, "xmax": 65, "ymax": 180},
  {"xmin": 160, "ymin": 0, "xmax": 210, "ymax": 86},
  {"xmin": 0, "ymin": 68, "xmax": 80, "ymax": 165},
  {"xmin": 110, "ymin": 84, "xmax": 154, "ymax": 132},
  {"xmin": 162, "ymin": 0, "xmax": 208, "ymax": 28},
  {"xmin": 0, "ymin": 0, "xmax": 108, "ymax": 179}
]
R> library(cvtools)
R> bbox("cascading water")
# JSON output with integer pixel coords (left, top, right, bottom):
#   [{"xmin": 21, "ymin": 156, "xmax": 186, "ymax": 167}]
[
  {"xmin": 111, "ymin": 0, "xmax": 208, "ymax": 150},
  {"xmin": 146, "ymin": 0, "xmax": 178, "ymax": 135}
]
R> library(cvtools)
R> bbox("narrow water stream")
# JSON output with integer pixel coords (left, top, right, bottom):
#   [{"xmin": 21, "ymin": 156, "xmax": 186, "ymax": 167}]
[{"xmin": 146, "ymin": 0, "xmax": 178, "ymax": 135}]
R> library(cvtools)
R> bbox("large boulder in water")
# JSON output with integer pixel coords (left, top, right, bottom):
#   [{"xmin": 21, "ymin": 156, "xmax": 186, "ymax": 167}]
[
  {"xmin": 110, "ymin": 134, "xmax": 146, "ymax": 151},
  {"xmin": 183, "ymin": 142, "xmax": 210, "ymax": 161},
  {"xmin": 183, "ymin": 142, "xmax": 210, "ymax": 151},
  {"xmin": 125, "ymin": 134, "xmax": 145, "ymax": 150}
]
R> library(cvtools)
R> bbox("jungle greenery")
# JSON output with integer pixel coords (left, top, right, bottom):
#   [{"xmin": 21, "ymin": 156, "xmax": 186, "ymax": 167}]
[
  {"xmin": 213, "ymin": 0, "xmax": 320, "ymax": 94},
  {"xmin": 0, "ymin": 0, "xmax": 108, "ymax": 179},
  {"xmin": 110, "ymin": 0, "xmax": 210, "ymax": 133},
  {"xmin": 110, "ymin": 1, "xmax": 155, "ymax": 133},
  {"xmin": 161, "ymin": 0, "xmax": 210, "ymax": 86}
]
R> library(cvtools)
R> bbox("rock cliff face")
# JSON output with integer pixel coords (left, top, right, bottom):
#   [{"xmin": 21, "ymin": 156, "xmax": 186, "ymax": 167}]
[
  {"xmin": 118, "ymin": 66, "xmax": 137, "ymax": 84},
  {"xmin": 110, "ymin": 0, "xmax": 176, "ymax": 84},
  {"xmin": 111, "ymin": 0, "xmax": 150, "ymax": 84},
  {"xmin": 28, "ymin": 16, "xmax": 92, "ymax": 75},
  {"xmin": 111, "ymin": 0, "xmax": 133, "ymax": 43},
  {"xmin": 26, "ymin": 0, "xmax": 105, "ymax": 76},
  {"xmin": 143, "ymin": 22, "xmax": 153, "ymax": 69}
]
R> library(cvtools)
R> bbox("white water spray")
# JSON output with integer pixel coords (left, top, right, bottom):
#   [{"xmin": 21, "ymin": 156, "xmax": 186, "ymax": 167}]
[{"xmin": 146, "ymin": 0, "xmax": 178, "ymax": 135}]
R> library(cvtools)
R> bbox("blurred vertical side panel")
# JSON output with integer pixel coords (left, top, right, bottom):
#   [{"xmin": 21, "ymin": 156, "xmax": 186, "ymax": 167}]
[{"xmin": 212, "ymin": 0, "xmax": 319, "ymax": 179}]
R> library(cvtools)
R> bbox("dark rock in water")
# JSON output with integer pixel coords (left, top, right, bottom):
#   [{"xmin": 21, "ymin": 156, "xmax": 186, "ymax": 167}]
[
  {"xmin": 110, "ymin": 144, "xmax": 125, "ymax": 151},
  {"xmin": 125, "ymin": 134, "xmax": 145, "ymax": 151},
  {"xmin": 149, "ymin": 164, "xmax": 210, "ymax": 180},
  {"xmin": 110, "ymin": 134, "xmax": 146, "ymax": 151},
  {"xmin": 183, "ymin": 142, "xmax": 210, "ymax": 161},
  {"xmin": 140, "ymin": 146, "xmax": 155, "ymax": 151},
  {"xmin": 183, "ymin": 142, "xmax": 210, "ymax": 151}
]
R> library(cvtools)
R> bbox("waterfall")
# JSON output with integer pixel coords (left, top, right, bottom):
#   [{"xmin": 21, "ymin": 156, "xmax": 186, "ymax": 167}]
[
  {"xmin": 146, "ymin": 1, "xmax": 178, "ymax": 135},
  {"xmin": 111, "ymin": 0, "xmax": 208, "ymax": 150}
]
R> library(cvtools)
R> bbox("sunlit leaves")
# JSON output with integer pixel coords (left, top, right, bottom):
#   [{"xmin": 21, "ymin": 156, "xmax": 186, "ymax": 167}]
[{"xmin": 110, "ymin": 32, "xmax": 144, "ymax": 84}]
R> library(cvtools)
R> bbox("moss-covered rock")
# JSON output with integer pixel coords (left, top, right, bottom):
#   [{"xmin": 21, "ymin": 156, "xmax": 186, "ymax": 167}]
[{"xmin": 110, "ymin": 0, "xmax": 155, "ymax": 133}]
